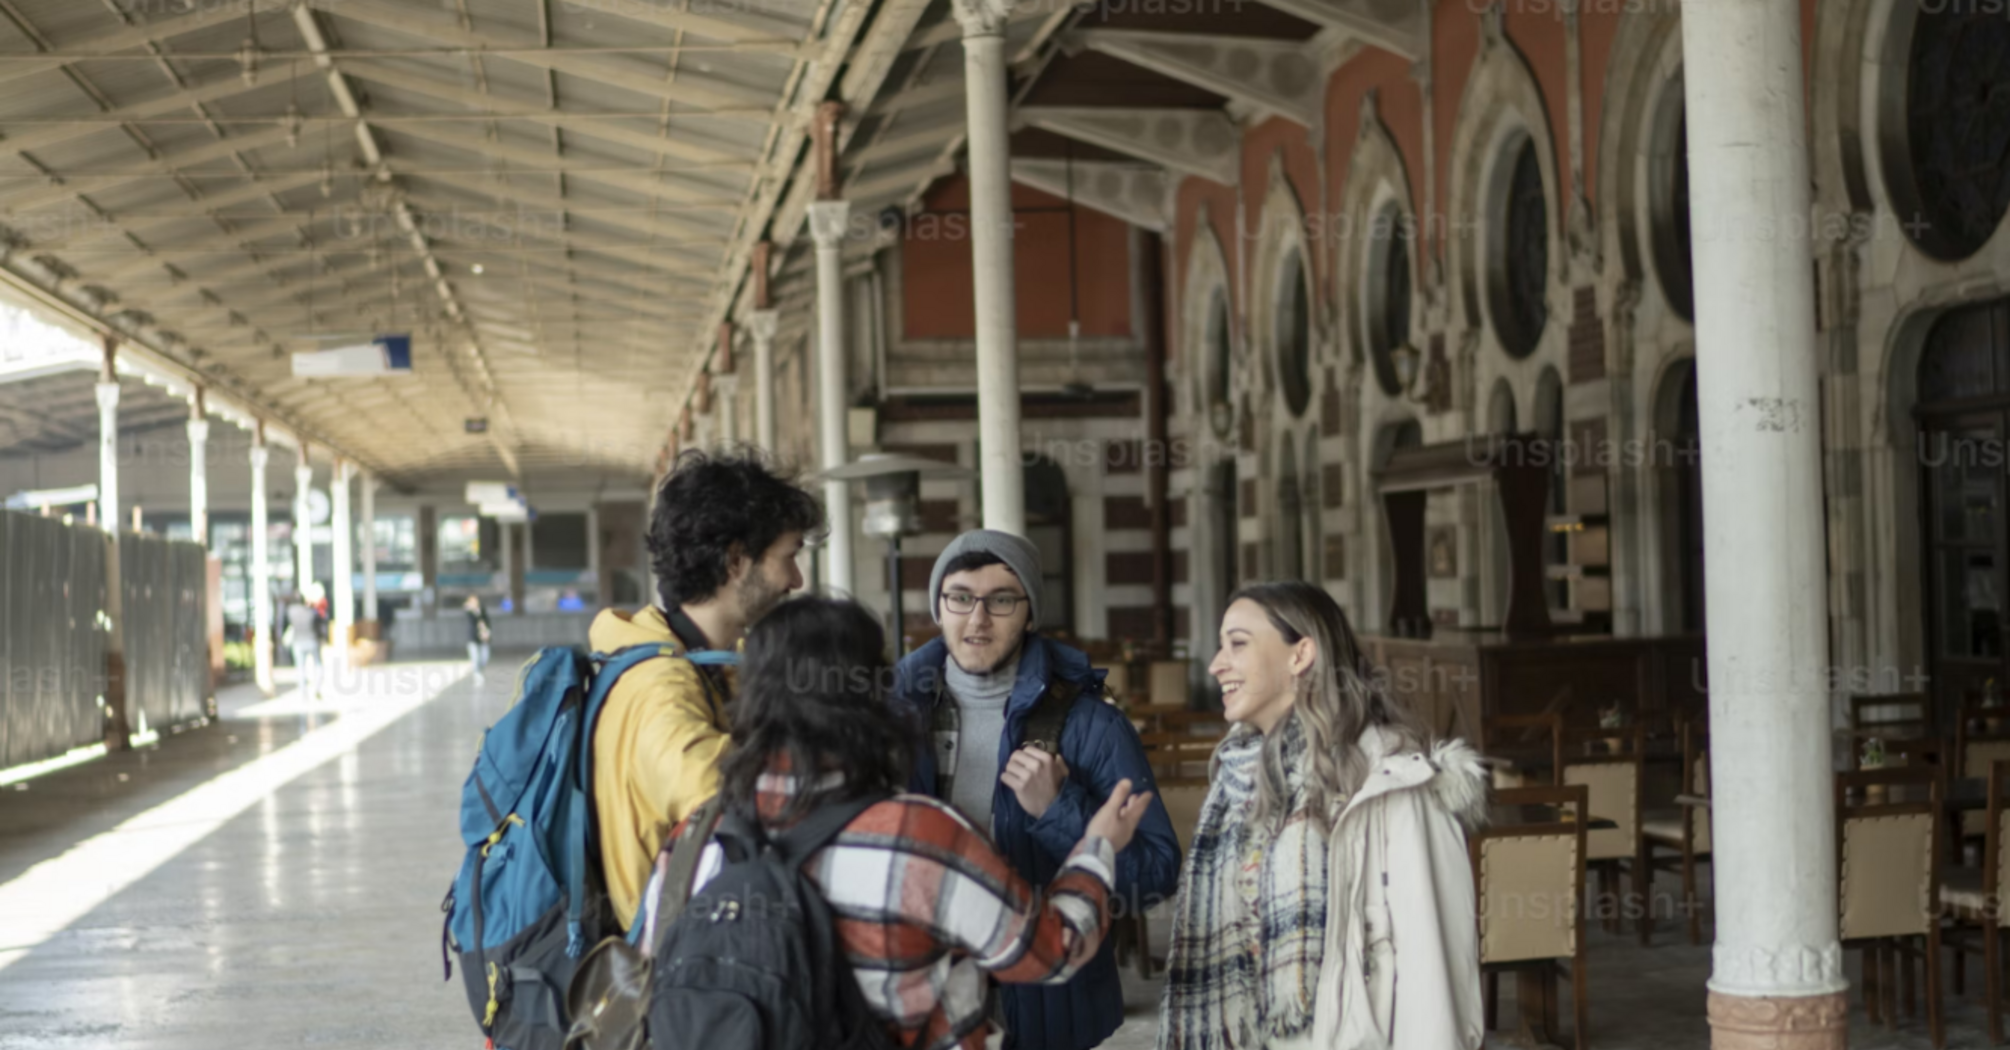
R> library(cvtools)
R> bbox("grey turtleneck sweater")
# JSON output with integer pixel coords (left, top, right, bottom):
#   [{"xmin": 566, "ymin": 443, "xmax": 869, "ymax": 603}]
[{"xmin": 943, "ymin": 651, "xmax": 1021, "ymax": 828}]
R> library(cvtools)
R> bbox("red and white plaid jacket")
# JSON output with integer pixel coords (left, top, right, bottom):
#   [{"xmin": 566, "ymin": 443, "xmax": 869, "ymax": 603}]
[{"xmin": 651, "ymin": 768, "xmax": 1117, "ymax": 1050}]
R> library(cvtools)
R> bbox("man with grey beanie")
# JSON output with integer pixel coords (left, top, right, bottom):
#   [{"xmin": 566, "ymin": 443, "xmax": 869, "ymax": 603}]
[{"xmin": 892, "ymin": 529, "xmax": 1181, "ymax": 1050}]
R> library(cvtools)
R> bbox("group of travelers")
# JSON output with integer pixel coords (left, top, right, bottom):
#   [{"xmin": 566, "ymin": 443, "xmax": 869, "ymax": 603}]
[{"xmin": 501, "ymin": 447, "xmax": 1486, "ymax": 1050}]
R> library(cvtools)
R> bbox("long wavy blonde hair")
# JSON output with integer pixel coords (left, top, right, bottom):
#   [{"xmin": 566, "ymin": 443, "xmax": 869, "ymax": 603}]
[{"xmin": 1228, "ymin": 580, "xmax": 1428, "ymax": 828}]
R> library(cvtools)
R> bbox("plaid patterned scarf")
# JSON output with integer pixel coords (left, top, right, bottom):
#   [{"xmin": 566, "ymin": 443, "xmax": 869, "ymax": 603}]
[{"xmin": 1159, "ymin": 717, "xmax": 1331, "ymax": 1050}]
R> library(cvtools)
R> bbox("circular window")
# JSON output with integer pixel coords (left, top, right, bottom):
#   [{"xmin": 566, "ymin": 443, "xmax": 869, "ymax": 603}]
[
  {"xmin": 1489, "ymin": 138, "xmax": 1550, "ymax": 359},
  {"xmin": 1366, "ymin": 207, "xmax": 1413, "ymax": 397},
  {"xmin": 1276, "ymin": 248, "xmax": 1312, "ymax": 417},
  {"xmin": 1204, "ymin": 291, "xmax": 1233, "ymax": 437},
  {"xmin": 1899, "ymin": 5, "xmax": 2010, "ymax": 260},
  {"xmin": 1649, "ymin": 84, "xmax": 1694, "ymax": 321}
]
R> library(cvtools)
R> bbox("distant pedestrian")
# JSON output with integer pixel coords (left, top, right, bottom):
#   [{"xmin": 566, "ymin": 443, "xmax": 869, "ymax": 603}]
[
  {"xmin": 285, "ymin": 591, "xmax": 323, "ymax": 699},
  {"xmin": 464, "ymin": 595, "xmax": 492, "ymax": 684}
]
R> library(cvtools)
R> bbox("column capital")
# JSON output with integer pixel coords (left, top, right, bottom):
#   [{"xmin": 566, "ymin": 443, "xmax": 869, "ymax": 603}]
[
  {"xmin": 744, "ymin": 309, "xmax": 779, "ymax": 343},
  {"xmin": 186, "ymin": 418, "xmax": 211, "ymax": 443},
  {"xmin": 249, "ymin": 444, "xmax": 269, "ymax": 468},
  {"xmin": 337, "ymin": 459, "xmax": 356, "ymax": 482},
  {"xmin": 295, "ymin": 462, "xmax": 314, "ymax": 483},
  {"xmin": 95, "ymin": 381, "xmax": 120, "ymax": 409},
  {"xmin": 952, "ymin": 0, "xmax": 1015, "ymax": 37},
  {"xmin": 806, "ymin": 200, "xmax": 852, "ymax": 247}
]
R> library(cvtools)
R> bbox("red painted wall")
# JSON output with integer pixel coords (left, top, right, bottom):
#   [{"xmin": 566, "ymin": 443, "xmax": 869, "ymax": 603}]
[
  {"xmin": 1239, "ymin": 117, "xmax": 1325, "ymax": 297},
  {"xmin": 1505, "ymin": 5, "xmax": 1571, "ymax": 238},
  {"xmin": 1325, "ymin": 48, "xmax": 1428, "ymax": 296},
  {"xmin": 1580, "ymin": 5, "xmax": 1622, "ymax": 206},
  {"xmin": 902, "ymin": 176, "xmax": 1134, "ymax": 341},
  {"xmin": 1432, "ymin": 0, "xmax": 1480, "ymax": 265}
]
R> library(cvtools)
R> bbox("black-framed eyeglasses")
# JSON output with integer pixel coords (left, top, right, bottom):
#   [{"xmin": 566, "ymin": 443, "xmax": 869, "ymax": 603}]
[{"xmin": 941, "ymin": 591, "xmax": 1027, "ymax": 617}]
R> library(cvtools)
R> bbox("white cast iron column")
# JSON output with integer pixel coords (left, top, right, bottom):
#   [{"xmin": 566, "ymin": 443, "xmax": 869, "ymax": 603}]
[
  {"xmin": 955, "ymin": 0, "xmax": 1025, "ymax": 536},
  {"xmin": 294, "ymin": 454, "xmax": 315, "ymax": 598},
  {"xmin": 331, "ymin": 459, "xmax": 354, "ymax": 670},
  {"xmin": 809, "ymin": 199, "xmax": 854, "ymax": 594},
  {"xmin": 360, "ymin": 473, "xmax": 378, "ymax": 624},
  {"xmin": 1681, "ymin": 0, "xmax": 1845, "ymax": 1045},
  {"xmin": 749, "ymin": 310, "xmax": 779, "ymax": 453},
  {"xmin": 186, "ymin": 416, "xmax": 209, "ymax": 545},
  {"xmin": 96, "ymin": 381, "xmax": 120, "ymax": 534},
  {"xmin": 250, "ymin": 438, "xmax": 274, "ymax": 694}
]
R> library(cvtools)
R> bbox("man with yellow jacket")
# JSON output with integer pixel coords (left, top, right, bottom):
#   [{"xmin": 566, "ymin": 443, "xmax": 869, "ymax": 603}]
[{"xmin": 588, "ymin": 449, "xmax": 825, "ymax": 930}]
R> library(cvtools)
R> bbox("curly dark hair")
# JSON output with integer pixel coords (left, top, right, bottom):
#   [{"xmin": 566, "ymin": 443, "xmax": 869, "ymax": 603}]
[
  {"xmin": 717, "ymin": 596, "xmax": 914, "ymax": 826},
  {"xmin": 646, "ymin": 446, "xmax": 825, "ymax": 608}
]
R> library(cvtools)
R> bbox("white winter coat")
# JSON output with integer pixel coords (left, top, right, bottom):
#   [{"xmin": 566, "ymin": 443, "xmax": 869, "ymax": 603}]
[{"xmin": 1309, "ymin": 726, "xmax": 1488, "ymax": 1050}]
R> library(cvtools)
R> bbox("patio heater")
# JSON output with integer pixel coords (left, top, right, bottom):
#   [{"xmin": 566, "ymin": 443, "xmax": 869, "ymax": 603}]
[{"xmin": 817, "ymin": 453, "xmax": 977, "ymax": 657}]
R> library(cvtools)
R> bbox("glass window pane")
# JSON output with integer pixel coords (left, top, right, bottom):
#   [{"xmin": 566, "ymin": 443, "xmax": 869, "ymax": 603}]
[
  {"xmin": 1942, "ymin": 547, "xmax": 2004, "ymax": 658},
  {"xmin": 1930, "ymin": 427, "xmax": 2002, "ymax": 542}
]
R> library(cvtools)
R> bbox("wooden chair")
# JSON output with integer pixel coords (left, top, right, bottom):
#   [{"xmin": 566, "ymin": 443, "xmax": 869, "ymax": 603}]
[
  {"xmin": 1837, "ymin": 766, "xmax": 1946, "ymax": 1047},
  {"xmin": 1139, "ymin": 731, "xmax": 1218, "ymax": 783},
  {"xmin": 1120, "ymin": 780, "xmax": 1212, "ymax": 982},
  {"xmin": 1643, "ymin": 715, "xmax": 1712, "ymax": 945},
  {"xmin": 1956, "ymin": 708, "xmax": 2010, "ymax": 846},
  {"xmin": 1475, "ymin": 785, "xmax": 1590, "ymax": 1050},
  {"xmin": 1483, "ymin": 712, "xmax": 1565, "ymax": 789},
  {"xmin": 1941, "ymin": 760, "xmax": 2010, "ymax": 1045},
  {"xmin": 1147, "ymin": 660, "xmax": 1190, "ymax": 710},
  {"xmin": 1562, "ymin": 725, "xmax": 1649, "ymax": 944},
  {"xmin": 1851, "ymin": 693, "xmax": 1934, "ymax": 742}
]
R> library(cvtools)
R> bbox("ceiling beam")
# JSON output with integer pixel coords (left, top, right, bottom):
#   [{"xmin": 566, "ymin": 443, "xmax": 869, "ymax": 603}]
[
  {"xmin": 293, "ymin": 3, "xmax": 520, "ymax": 479},
  {"xmin": 317, "ymin": 0, "xmax": 778, "ymax": 118},
  {"xmin": 1016, "ymin": 107, "xmax": 1241, "ymax": 184},
  {"xmin": 0, "ymin": 64, "xmax": 319, "ymax": 163},
  {"xmin": 1252, "ymin": 0, "xmax": 1423, "ymax": 60},
  {"xmin": 1009, "ymin": 159, "xmax": 1172, "ymax": 231},
  {"xmin": 0, "ymin": 125, "xmax": 304, "ymax": 215},
  {"xmin": 1069, "ymin": 30, "xmax": 1320, "ymax": 127},
  {"xmin": 335, "ymin": 58, "xmax": 750, "ymax": 168},
  {"xmin": 0, "ymin": 3, "xmax": 253, "ymax": 90}
]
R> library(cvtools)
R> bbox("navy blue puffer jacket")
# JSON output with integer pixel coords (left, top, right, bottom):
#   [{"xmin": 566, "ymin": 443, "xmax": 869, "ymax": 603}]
[{"xmin": 894, "ymin": 634, "xmax": 1184, "ymax": 1050}]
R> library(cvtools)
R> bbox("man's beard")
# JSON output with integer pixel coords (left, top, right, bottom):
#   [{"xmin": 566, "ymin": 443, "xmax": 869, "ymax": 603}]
[{"xmin": 735, "ymin": 569, "xmax": 788, "ymax": 624}]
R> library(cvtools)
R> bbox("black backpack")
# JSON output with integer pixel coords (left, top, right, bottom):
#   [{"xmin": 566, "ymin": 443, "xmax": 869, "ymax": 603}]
[{"xmin": 648, "ymin": 794, "xmax": 895, "ymax": 1050}]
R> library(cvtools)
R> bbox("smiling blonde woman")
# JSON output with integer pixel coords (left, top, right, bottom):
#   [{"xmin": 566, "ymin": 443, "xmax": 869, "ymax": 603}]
[{"xmin": 1159, "ymin": 580, "xmax": 1488, "ymax": 1050}]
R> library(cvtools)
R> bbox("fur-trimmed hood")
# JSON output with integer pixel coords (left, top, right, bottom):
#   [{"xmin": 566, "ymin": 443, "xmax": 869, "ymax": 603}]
[{"xmin": 1344, "ymin": 725, "xmax": 1490, "ymax": 832}]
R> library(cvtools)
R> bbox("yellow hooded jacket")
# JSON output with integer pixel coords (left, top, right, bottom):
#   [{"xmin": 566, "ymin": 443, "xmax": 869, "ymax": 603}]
[{"xmin": 588, "ymin": 605, "xmax": 732, "ymax": 930}]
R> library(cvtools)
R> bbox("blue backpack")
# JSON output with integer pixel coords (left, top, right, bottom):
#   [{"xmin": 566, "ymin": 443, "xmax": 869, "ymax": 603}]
[{"xmin": 439, "ymin": 642, "xmax": 736, "ymax": 1050}]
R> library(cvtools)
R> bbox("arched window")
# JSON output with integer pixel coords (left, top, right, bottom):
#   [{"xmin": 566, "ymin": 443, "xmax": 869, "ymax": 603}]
[
  {"xmin": 1898, "ymin": 6, "xmax": 2010, "ymax": 260},
  {"xmin": 1367, "ymin": 206, "xmax": 1413, "ymax": 396},
  {"xmin": 1490, "ymin": 138, "xmax": 1550, "ymax": 358},
  {"xmin": 1650, "ymin": 82, "xmax": 1694, "ymax": 321},
  {"xmin": 1205, "ymin": 291, "xmax": 1233, "ymax": 438},
  {"xmin": 1276, "ymin": 248, "xmax": 1312, "ymax": 417}
]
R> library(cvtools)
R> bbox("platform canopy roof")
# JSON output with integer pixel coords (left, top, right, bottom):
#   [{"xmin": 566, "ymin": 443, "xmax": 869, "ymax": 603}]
[{"xmin": 0, "ymin": 0, "xmax": 1418, "ymax": 489}]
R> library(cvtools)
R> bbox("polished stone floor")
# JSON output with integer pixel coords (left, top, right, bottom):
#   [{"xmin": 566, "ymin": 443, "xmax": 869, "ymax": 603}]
[{"xmin": 0, "ymin": 657, "xmax": 1998, "ymax": 1049}]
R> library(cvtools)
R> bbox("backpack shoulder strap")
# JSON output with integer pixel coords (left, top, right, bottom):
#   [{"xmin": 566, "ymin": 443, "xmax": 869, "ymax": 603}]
[
  {"xmin": 1021, "ymin": 679, "xmax": 1082, "ymax": 757},
  {"xmin": 643, "ymin": 795, "xmax": 725, "ymax": 955},
  {"xmin": 771, "ymin": 793, "xmax": 893, "ymax": 870}
]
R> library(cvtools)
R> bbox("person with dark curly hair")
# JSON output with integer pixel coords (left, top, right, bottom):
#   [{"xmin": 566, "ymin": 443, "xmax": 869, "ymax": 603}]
[{"xmin": 588, "ymin": 446, "xmax": 825, "ymax": 931}]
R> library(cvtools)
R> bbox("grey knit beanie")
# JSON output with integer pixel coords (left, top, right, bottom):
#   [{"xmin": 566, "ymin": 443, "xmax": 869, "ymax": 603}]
[{"xmin": 928, "ymin": 529, "xmax": 1044, "ymax": 629}]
